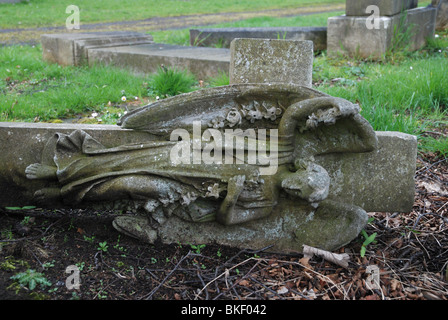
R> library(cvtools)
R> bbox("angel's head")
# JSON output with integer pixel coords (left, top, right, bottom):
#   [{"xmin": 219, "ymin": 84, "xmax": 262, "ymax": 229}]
[{"xmin": 280, "ymin": 161, "xmax": 330, "ymax": 203}]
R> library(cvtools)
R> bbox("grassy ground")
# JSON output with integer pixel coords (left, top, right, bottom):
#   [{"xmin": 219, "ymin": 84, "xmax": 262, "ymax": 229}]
[
  {"xmin": 0, "ymin": 0, "xmax": 344, "ymax": 29},
  {"xmin": 0, "ymin": 45, "xmax": 152, "ymax": 122},
  {"xmin": 315, "ymin": 45, "xmax": 448, "ymax": 156}
]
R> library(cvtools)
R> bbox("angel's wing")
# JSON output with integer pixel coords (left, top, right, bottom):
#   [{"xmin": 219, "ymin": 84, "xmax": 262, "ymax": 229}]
[
  {"xmin": 118, "ymin": 83, "xmax": 329, "ymax": 138},
  {"xmin": 278, "ymin": 96, "xmax": 378, "ymax": 160}
]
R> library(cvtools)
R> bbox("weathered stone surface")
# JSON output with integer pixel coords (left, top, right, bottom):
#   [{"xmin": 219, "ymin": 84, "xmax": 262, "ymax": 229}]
[
  {"xmin": 153, "ymin": 198, "xmax": 368, "ymax": 252},
  {"xmin": 327, "ymin": 6, "xmax": 436, "ymax": 58},
  {"xmin": 229, "ymin": 39, "xmax": 313, "ymax": 87},
  {"xmin": 432, "ymin": 0, "xmax": 448, "ymax": 29},
  {"xmin": 87, "ymin": 42, "xmax": 230, "ymax": 80},
  {"xmin": 316, "ymin": 131, "xmax": 417, "ymax": 213},
  {"xmin": 41, "ymin": 32, "xmax": 154, "ymax": 66},
  {"xmin": 190, "ymin": 27, "xmax": 327, "ymax": 51},
  {"xmin": 346, "ymin": 0, "xmax": 418, "ymax": 17},
  {"xmin": 0, "ymin": 122, "xmax": 156, "ymax": 207}
]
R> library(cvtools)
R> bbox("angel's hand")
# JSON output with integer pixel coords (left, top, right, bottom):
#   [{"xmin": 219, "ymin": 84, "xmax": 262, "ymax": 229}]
[{"xmin": 227, "ymin": 175, "xmax": 246, "ymax": 196}]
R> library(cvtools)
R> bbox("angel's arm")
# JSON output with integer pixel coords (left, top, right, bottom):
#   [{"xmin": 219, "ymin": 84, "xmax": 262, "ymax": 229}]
[{"xmin": 217, "ymin": 175, "xmax": 273, "ymax": 225}]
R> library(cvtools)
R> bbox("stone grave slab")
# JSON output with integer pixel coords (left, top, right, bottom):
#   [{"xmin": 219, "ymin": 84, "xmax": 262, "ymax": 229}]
[
  {"xmin": 229, "ymin": 38, "xmax": 314, "ymax": 87},
  {"xmin": 41, "ymin": 32, "xmax": 154, "ymax": 66},
  {"xmin": 87, "ymin": 43, "xmax": 230, "ymax": 80},
  {"xmin": 190, "ymin": 27, "xmax": 327, "ymax": 51}
]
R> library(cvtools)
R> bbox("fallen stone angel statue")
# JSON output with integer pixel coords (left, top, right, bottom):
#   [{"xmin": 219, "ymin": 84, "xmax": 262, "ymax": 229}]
[{"xmin": 24, "ymin": 83, "xmax": 378, "ymax": 252}]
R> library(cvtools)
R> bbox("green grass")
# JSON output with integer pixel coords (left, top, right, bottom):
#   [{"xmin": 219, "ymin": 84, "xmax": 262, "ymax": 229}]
[
  {"xmin": 0, "ymin": 45, "xmax": 150, "ymax": 122},
  {"xmin": 204, "ymin": 10, "xmax": 342, "ymax": 29},
  {"xmin": 0, "ymin": 0, "xmax": 344, "ymax": 29},
  {"xmin": 147, "ymin": 65, "xmax": 197, "ymax": 99},
  {"xmin": 317, "ymin": 56, "xmax": 447, "ymax": 126},
  {"xmin": 313, "ymin": 32, "xmax": 448, "ymax": 156}
]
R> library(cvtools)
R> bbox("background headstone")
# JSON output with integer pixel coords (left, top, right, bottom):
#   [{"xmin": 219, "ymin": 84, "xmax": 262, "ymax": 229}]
[
  {"xmin": 345, "ymin": 0, "xmax": 418, "ymax": 16},
  {"xmin": 229, "ymin": 38, "xmax": 314, "ymax": 87},
  {"xmin": 327, "ymin": 4, "xmax": 437, "ymax": 58},
  {"xmin": 190, "ymin": 27, "xmax": 327, "ymax": 51},
  {"xmin": 432, "ymin": 0, "xmax": 448, "ymax": 30}
]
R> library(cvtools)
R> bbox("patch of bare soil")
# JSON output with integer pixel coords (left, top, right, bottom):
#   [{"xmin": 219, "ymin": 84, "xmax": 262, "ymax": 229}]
[{"xmin": 0, "ymin": 153, "xmax": 447, "ymax": 305}]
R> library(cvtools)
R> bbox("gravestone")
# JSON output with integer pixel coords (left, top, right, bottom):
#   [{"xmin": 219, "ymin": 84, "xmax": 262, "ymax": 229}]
[
  {"xmin": 432, "ymin": 0, "xmax": 448, "ymax": 30},
  {"xmin": 229, "ymin": 38, "xmax": 314, "ymax": 87},
  {"xmin": 327, "ymin": 1, "xmax": 437, "ymax": 58},
  {"xmin": 0, "ymin": 39, "xmax": 417, "ymax": 253}
]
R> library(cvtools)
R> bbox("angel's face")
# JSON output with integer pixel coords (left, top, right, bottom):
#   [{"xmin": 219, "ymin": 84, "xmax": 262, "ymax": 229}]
[{"xmin": 281, "ymin": 163, "xmax": 330, "ymax": 203}]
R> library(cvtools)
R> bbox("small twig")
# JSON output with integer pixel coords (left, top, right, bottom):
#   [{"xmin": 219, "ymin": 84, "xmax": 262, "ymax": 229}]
[
  {"xmin": 413, "ymin": 212, "xmax": 448, "ymax": 229},
  {"xmin": 143, "ymin": 250, "xmax": 192, "ymax": 300},
  {"xmin": 247, "ymin": 276, "xmax": 285, "ymax": 300},
  {"xmin": 303, "ymin": 245, "xmax": 350, "ymax": 268},
  {"xmin": 195, "ymin": 256, "xmax": 258, "ymax": 299},
  {"xmin": 415, "ymin": 157, "xmax": 447, "ymax": 176},
  {"xmin": 193, "ymin": 264, "xmax": 209, "ymax": 300}
]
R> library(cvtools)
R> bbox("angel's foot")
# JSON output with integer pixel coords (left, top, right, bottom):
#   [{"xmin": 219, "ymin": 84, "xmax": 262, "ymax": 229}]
[
  {"xmin": 25, "ymin": 163, "xmax": 57, "ymax": 180},
  {"xmin": 33, "ymin": 188, "xmax": 62, "ymax": 204},
  {"xmin": 112, "ymin": 216, "xmax": 157, "ymax": 243}
]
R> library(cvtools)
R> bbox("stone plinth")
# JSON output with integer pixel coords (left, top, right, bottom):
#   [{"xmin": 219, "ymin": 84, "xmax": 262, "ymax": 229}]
[{"xmin": 327, "ymin": 6, "xmax": 436, "ymax": 58}]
